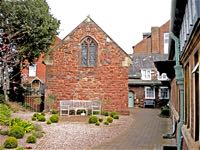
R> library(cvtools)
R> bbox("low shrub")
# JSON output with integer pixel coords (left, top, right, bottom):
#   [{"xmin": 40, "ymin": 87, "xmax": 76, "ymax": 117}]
[
  {"xmin": 37, "ymin": 115, "xmax": 46, "ymax": 122},
  {"xmin": 26, "ymin": 135, "xmax": 36, "ymax": 143},
  {"xmin": 49, "ymin": 114, "xmax": 59, "ymax": 123},
  {"xmin": 16, "ymin": 147, "xmax": 25, "ymax": 150},
  {"xmin": 110, "ymin": 111, "xmax": 118, "ymax": 118},
  {"xmin": 0, "ymin": 130, "xmax": 9, "ymax": 135},
  {"xmin": 0, "ymin": 94, "xmax": 5, "ymax": 103},
  {"xmin": 0, "ymin": 104, "xmax": 11, "ymax": 125},
  {"xmin": 107, "ymin": 116, "xmax": 113, "ymax": 123},
  {"xmin": 51, "ymin": 109, "xmax": 58, "ymax": 114},
  {"xmin": 33, "ymin": 112, "xmax": 39, "ymax": 118},
  {"xmin": 160, "ymin": 105, "xmax": 170, "ymax": 117},
  {"xmin": 104, "ymin": 121, "xmax": 109, "ymax": 125},
  {"xmin": 41, "ymin": 112, "xmax": 45, "ymax": 116},
  {"xmin": 46, "ymin": 120, "xmax": 52, "ymax": 125},
  {"xmin": 9, "ymin": 126, "xmax": 25, "ymax": 139},
  {"xmin": 32, "ymin": 130, "xmax": 43, "ymax": 139},
  {"xmin": 9, "ymin": 118, "xmax": 34, "ymax": 133},
  {"xmin": 95, "ymin": 121, "xmax": 100, "ymax": 126},
  {"xmin": 113, "ymin": 115, "xmax": 119, "ymax": 119},
  {"xmin": 102, "ymin": 111, "xmax": 109, "ymax": 116},
  {"xmin": 99, "ymin": 118, "xmax": 103, "ymax": 123},
  {"xmin": 3, "ymin": 137, "xmax": 18, "ymax": 149},
  {"xmin": 89, "ymin": 116, "xmax": 98, "ymax": 124},
  {"xmin": 32, "ymin": 116, "xmax": 37, "ymax": 121},
  {"xmin": 33, "ymin": 123, "xmax": 43, "ymax": 132}
]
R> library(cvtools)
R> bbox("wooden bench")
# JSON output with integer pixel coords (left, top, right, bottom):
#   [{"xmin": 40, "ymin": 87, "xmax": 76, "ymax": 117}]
[{"xmin": 59, "ymin": 100, "xmax": 101, "ymax": 116}]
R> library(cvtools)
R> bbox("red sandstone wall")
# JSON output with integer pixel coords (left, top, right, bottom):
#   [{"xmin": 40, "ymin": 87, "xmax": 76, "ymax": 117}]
[{"xmin": 46, "ymin": 19, "xmax": 129, "ymax": 114}]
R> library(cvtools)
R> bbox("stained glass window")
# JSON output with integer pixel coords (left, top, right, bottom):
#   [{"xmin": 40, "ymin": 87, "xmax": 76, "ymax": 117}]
[{"xmin": 81, "ymin": 37, "xmax": 97, "ymax": 67}]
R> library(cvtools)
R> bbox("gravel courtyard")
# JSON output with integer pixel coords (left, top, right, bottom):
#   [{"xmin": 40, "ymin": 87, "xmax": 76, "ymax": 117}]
[{"xmin": 0, "ymin": 111, "xmax": 133, "ymax": 150}]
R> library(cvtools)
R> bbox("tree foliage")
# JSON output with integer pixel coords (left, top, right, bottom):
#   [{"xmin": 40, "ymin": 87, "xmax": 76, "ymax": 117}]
[
  {"xmin": 0, "ymin": 0, "xmax": 60, "ymax": 61},
  {"xmin": 0, "ymin": 0, "xmax": 60, "ymax": 101}
]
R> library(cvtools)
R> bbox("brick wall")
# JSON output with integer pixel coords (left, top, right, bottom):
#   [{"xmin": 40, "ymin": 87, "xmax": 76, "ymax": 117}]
[
  {"xmin": 46, "ymin": 18, "xmax": 130, "ymax": 114},
  {"xmin": 133, "ymin": 21, "xmax": 169, "ymax": 54},
  {"xmin": 21, "ymin": 37, "xmax": 61, "ymax": 83}
]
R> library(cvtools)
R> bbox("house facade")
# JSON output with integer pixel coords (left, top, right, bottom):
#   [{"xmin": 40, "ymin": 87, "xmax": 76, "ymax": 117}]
[
  {"xmin": 164, "ymin": 0, "xmax": 200, "ymax": 149},
  {"xmin": 21, "ymin": 37, "xmax": 61, "ymax": 111},
  {"xmin": 128, "ymin": 21, "xmax": 170, "ymax": 108},
  {"xmin": 45, "ymin": 17, "xmax": 131, "ymax": 114}
]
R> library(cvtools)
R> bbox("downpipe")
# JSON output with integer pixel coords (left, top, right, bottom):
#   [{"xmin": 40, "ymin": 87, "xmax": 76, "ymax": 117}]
[{"xmin": 170, "ymin": 32, "xmax": 184, "ymax": 150}]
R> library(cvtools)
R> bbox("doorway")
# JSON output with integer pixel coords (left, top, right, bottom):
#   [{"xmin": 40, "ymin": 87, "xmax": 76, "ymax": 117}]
[{"xmin": 128, "ymin": 91, "xmax": 134, "ymax": 108}]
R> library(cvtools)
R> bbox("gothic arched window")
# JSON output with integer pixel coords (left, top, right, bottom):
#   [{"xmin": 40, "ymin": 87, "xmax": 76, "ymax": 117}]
[{"xmin": 81, "ymin": 37, "xmax": 97, "ymax": 67}]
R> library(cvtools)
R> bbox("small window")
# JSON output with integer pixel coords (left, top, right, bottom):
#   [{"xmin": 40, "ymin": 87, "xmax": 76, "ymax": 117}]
[
  {"xmin": 157, "ymin": 72, "xmax": 168, "ymax": 80},
  {"xmin": 141, "ymin": 69, "xmax": 151, "ymax": 80},
  {"xmin": 145, "ymin": 86, "xmax": 155, "ymax": 99},
  {"xmin": 164, "ymin": 32, "xmax": 169, "ymax": 54},
  {"xmin": 29, "ymin": 64, "xmax": 36, "ymax": 77},
  {"xmin": 159, "ymin": 87, "xmax": 169, "ymax": 99},
  {"xmin": 81, "ymin": 37, "xmax": 97, "ymax": 67}
]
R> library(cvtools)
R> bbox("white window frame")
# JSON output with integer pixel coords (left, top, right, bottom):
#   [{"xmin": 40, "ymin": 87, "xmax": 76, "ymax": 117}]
[
  {"xmin": 29, "ymin": 64, "xmax": 36, "ymax": 77},
  {"xmin": 164, "ymin": 32, "xmax": 169, "ymax": 54},
  {"xmin": 145, "ymin": 86, "xmax": 155, "ymax": 99},
  {"xmin": 159, "ymin": 87, "xmax": 169, "ymax": 99},
  {"xmin": 157, "ymin": 72, "xmax": 168, "ymax": 81},
  {"xmin": 141, "ymin": 69, "xmax": 151, "ymax": 80}
]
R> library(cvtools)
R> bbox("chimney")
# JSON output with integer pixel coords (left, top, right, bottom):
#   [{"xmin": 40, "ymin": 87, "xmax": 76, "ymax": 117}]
[{"xmin": 142, "ymin": 32, "xmax": 151, "ymax": 39}]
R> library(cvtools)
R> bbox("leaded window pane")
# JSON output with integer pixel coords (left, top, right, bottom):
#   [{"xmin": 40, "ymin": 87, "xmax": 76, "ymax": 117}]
[
  {"xmin": 81, "ymin": 42, "xmax": 87, "ymax": 66},
  {"xmin": 89, "ymin": 42, "xmax": 96, "ymax": 66}
]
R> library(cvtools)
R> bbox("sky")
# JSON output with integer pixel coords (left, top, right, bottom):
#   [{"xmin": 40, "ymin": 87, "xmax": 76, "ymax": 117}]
[{"xmin": 46, "ymin": 0, "xmax": 171, "ymax": 54}]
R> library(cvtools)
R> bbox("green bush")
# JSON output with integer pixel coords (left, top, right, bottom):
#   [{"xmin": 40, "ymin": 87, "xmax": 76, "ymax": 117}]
[
  {"xmin": 104, "ymin": 121, "xmax": 109, "ymax": 125},
  {"xmin": 33, "ymin": 123, "xmax": 43, "ymax": 132},
  {"xmin": 89, "ymin": 116, "xmax": 98, "ymax": 124},
  {"xmin": 33, "ymin": 112, "xmax": 39, "ymax": 118},
  {"xmin": 49, "ymin": 114, "xmax": 59, "ymax": 123},
  {"xmin": 160, "ymin": 106, "xmax": 170, "ymax": 117},
  {"xmin": 32, "ymin": 116, "xmax": 37, "ymax": 121},
  {"xmin": 107, "ymin": 116, "xmax": 113, "ymax": 123},
  {"xmin": 9, "ymin": 126, "xmax": 25, "ymax": 139},
  {"xmin": 110, "ymin": 112, "xmax": 118, "ymax": 118},
  {"xmin": 3, "ymin": 137, "xmax": 18, "ymax": 149},
  {"xmin": 16, "ymin": 147, "xmax": 25, "ymax": 150},
  {"xmin": 37, "ymin": 115, "xmax": 46, "ymax": 122},
  {"xmin": 102, "ymin": 111, "xmax": 109, "ymax": 116},
  {"xmin": 99, "ymin": 118, "xmax": 103, "ymax": 123},
  {"xmin": 32, "ymin": 130, "xmax": 43, "ymax": 139},
  {"xmin": 95, "ymin": 121, "xmax": 100, "ymax": 126},
  {"xmin": 0, "ymin": 130, "xmax": 9, "ymax": 135},
  {"xmin": 46, "ymin": 120, "xmax": 52, "ymax": 125},
  {"xmin": 41, "ymin": 112, "xmax": 45, "ymax": 116},
  {"xmin": 51, "ymin": 109, "xmax": 58, "ymax": 114},
  {"xmin": 9, "ymin": 118, "xmax": 34, "ymax": 133},
  {"xmin": 26, "ymin": 135, "xmax": 36, "ymax": 143},
  {"xmin": 113, "ymin": 115, "xmax": 119, "ymax": 119},
  {"xmin": 0, "ymin": 94, "xmax": 5, "ymax": 103},
  {"xmin": 0, "ymin": 104, "xmax": 11, "ymax": 125}
]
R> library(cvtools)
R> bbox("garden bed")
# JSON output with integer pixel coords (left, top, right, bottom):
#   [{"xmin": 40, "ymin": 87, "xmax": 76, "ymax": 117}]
[{"xmin": 0, "ymin": 111, "xmax": 133, "ymax": 150}]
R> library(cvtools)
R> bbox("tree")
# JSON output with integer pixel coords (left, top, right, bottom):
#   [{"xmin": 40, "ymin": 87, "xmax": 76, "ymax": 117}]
[{"xmin": 0, "ymin": 0, "xmax": 60, "ymax": 101}]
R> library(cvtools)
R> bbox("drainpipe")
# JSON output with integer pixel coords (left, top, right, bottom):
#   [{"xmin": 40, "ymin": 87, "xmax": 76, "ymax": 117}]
[{"xmin": 170, "ymin": 32, "xmax": 184, "ymax": 150}]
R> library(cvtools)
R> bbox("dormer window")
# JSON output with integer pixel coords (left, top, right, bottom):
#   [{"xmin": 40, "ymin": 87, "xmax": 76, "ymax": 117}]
[
  {"xmin": 141, "ymin": 69, "xmax": 151, "ymax": 80},
  {"xmin": 81, "ymin": 36, "xmax": 97, "ymax": 67},
  {"xmin": 157, "ymin": 72, "xmax": 168, "ymax": 81}
]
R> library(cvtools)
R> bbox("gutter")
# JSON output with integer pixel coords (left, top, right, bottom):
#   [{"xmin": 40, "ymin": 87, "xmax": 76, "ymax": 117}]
[{"xmin": 170, "ymin": 32, "xmax": 184, "ymax": 150}]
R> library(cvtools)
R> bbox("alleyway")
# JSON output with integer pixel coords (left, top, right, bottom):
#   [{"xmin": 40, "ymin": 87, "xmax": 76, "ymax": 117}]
[{"xmin": 92, "ymin": 108, "xmax": 176, "ymax": 150}]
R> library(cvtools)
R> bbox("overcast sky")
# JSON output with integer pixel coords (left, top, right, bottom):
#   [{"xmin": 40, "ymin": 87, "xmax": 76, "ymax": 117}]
[{"xmin": 46, "ymin": 0, "xmax": 171, "ymax": 54}]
